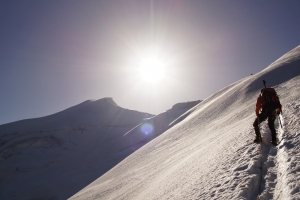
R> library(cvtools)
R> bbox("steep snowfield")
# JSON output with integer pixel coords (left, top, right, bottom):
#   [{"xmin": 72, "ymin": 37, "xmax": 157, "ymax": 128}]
[
  {"xmin": 71, "ymin": 46, "xmax": 300, "ymax": 200},
  {"xmin": 0, "ymin": 97, "xmax": 199, "ymax": 199}
]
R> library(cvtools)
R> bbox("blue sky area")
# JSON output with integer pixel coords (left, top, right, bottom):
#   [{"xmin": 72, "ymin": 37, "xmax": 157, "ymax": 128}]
[{"xmin": 1, "ymin": 1, "xmax": 300, "ymax": 125}]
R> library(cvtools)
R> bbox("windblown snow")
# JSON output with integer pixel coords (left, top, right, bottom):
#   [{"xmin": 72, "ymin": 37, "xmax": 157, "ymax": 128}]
[
  {"xmin": 71, "ymin": 46, "xmax": 300, "ymax": 200},
  {"xmin": 1, "ymin": 46, "xmax": 300, "ymax": 200}
]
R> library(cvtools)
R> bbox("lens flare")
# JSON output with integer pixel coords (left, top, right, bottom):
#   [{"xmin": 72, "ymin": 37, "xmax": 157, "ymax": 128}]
[{"xmin": 140, "ymin": 123, "xmax": 154, "ymax": 135}]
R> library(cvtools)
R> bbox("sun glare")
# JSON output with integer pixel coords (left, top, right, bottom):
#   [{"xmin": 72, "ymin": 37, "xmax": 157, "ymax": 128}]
[{"xmin": 138, "ymin": 57, "xmax": 165, "ymax": 83}]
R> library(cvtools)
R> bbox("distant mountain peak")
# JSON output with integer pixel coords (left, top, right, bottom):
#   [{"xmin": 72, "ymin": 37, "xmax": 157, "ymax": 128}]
[
  {"xmin": 170, "ymin": 100, "xmax": 202, "ymax": 111},
  {"xmin": 93, "ymin": 97, "xmax": 118, "ymax": 107},
  {"xmin": 0, "ymin": 97, "xmax": 151, "ymax": 134}
]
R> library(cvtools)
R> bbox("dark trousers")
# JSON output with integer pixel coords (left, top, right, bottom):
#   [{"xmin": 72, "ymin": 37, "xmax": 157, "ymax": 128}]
[{"xmin": 253, "ymin": 111, "xmax": 277, "ymax": 141}]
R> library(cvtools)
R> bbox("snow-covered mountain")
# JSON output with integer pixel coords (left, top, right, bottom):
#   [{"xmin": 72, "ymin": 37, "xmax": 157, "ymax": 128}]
[
  {"xmin": 0, "ymin": 97, "xmax": 153, "ymax": 134},
  {"xmin": 70, "ymin": 46, "xmax": 300, "ymax": 200},
  {"xmin": 0, "ymin": 96, "xmax": 200, "ymax": 199}
]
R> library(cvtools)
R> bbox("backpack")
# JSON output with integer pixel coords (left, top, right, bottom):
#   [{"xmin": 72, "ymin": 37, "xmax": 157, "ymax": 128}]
[{"xmin": 261, "ymin": 88, "xmax": 281, "ymax": 111}]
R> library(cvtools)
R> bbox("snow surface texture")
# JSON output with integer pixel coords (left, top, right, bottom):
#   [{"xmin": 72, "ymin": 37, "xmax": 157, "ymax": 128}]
[
  {"xmin": 0, "ymin": 97, "xmax": 199, "ymax": 199},
  {"xmin": 71, "ymin": 46, "xmax": 300, "ymax": 200}
]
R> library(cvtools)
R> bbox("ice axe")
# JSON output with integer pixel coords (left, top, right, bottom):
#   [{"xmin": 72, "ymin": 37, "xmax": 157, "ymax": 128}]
[{"xmin": 263, "ymin": 80, "xmax": 266, "ymax": 88}]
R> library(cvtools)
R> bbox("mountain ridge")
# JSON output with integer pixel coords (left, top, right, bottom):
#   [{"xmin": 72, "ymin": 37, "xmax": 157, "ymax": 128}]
[
  {"xmin": 0, "ymin": 97, "xmax": 202, "ymax": 199},
  {"xmin": 0, "ymin": 97, "xmax": 153, "ymax": 135}
]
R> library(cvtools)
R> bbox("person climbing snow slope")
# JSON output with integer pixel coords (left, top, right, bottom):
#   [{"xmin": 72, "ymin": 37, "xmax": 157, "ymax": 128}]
[{"xmin": 253, "ymin": 83, "xmax": 282, "ymax": 145}]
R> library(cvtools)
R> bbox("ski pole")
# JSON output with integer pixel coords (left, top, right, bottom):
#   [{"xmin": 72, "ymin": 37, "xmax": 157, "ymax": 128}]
[
  {"xmin": 278, "ymin": 114, "xmax": 283, "ymax": 128},
  {"xmin": 257, "ymin": 114, "xmax": 262, "ymax": 141}
]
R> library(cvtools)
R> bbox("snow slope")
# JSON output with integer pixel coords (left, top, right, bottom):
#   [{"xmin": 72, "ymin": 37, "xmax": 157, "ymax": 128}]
[
  {"xmin": 71, "ymin": 46, "xmax": 300, "ymax": 200},
  {"xmin": 0, "ymin": 97, "xmax": 200, "ymax": 199}
]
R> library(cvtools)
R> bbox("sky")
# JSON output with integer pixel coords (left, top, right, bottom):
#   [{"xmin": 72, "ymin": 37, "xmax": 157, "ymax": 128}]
[{"xmin": 1, "ymin": 0, "xmax": 300, "ymax": 125}]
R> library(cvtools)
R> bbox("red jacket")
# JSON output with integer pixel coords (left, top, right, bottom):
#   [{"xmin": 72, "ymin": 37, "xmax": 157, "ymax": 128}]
[
  {"xmin": 255, "ymin": 92, "xmax": 281, "ymax": 115},
  {"xmin": 255, "ymin": 94, "xmax": 262, "ymax": 116}
]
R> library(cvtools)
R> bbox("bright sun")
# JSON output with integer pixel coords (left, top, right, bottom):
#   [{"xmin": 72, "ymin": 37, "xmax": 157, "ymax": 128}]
[{"xmin": 138, "ymin": 57, "xmax": 165, "ymax": 83}]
